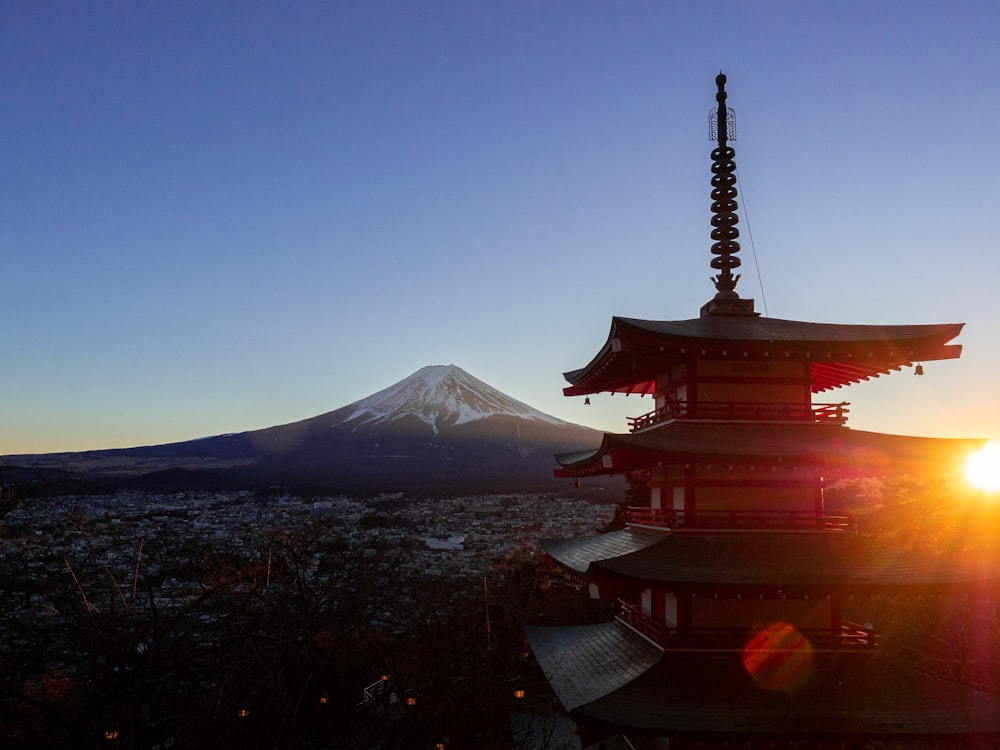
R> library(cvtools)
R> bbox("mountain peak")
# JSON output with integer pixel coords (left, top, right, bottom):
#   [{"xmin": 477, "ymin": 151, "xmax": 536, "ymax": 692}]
[{"xmin": 336, "ymin": 365, "xmax": 570, "ymax": 435}]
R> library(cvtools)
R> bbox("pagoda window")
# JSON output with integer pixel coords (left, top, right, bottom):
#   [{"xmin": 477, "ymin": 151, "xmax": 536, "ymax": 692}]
[
  {"xmin": 665, "ymin": 592, "xmax": 677, "ymax": 627},
  {"xmin": 675, "ymin": 384, "xmax": 687, "ymax": 406},
  {"xmin": 672, "ymin": 486, "xmax": 685, "ymax": 513},
  {"xmin": 653, "ymin": 386, "xmax": 685, "ymax": 411},
  {"xmin": 640, "ymin": 588, "xmax": 676, "ymax": 628},
  {"xmin": 650, "ymin": 486, "xmax": 662, "ymax": 510},
  {"xmin": 646, "ymin": 466, "xmax": 668, "ymax": 510}
]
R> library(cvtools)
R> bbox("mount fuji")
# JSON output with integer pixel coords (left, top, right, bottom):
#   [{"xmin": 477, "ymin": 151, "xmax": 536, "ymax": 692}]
[
  {"xmin": 338, "ymin": 365, "xmax": 571, "ymax": 435},
  {"xmin": 17, "ymin": 365, "xmax": 612, "ymax": 496}
]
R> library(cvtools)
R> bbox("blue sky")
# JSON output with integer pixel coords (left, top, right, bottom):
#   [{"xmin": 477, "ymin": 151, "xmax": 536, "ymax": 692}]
[{"xmin": 3, "ymin": 1, "xmax": 999, "ymax": 454}]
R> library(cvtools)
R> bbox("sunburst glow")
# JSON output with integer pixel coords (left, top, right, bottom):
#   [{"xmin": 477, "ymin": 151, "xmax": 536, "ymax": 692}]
[{"xmin": 965, "ymin": 443, "xmax": 1000, "ymax": 493}]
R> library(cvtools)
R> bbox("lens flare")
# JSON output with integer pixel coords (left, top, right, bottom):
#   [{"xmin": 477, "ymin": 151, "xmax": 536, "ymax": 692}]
[
  {"xmin": 966, "ymin": 443, "xmax": 1000, "ymax": 493},
  {"xmin": 741, "ymin": 621, "xmax": 815, "ymax": 692}
]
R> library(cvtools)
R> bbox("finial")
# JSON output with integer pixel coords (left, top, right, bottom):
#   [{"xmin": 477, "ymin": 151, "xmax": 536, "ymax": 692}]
[
  {"xmin": 701, "ymin": 73, "xmax": 757, "ymax": 317},
  {"xmin": 708, "ymin": 72, "xmax": 740, "ymax": 296}
]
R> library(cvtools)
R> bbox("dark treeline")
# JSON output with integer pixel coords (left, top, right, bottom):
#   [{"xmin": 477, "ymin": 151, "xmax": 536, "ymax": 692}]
[{"xmin": 0, "ymin": 509, "xmax": 609, "ymax": 750}]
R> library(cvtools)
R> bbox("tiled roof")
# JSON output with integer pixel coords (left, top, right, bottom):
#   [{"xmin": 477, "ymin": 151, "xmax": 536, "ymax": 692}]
[
  {"xmin": 544, "ymin": 531, "xmax": 1000, "ymax": 592},
  {"xmin": 554, "ymin": 423, "xmax": 984, "ymax": 476},
  {"xmin": 587, "ymin": 649, "xmax": 1000, "ymax": 736},
  {"xmin": 617, "ymin": 316, "xmax": 964, "ymax": 345},
  {"xmin": 563, "ymin": 316, "xmax": 964, "ymax": 395},
  {"xmin": 523, "ymin": 621, "xmax": 661, "ymax": 711},
  {"xmin": 527, "ymin": 623, "xmax": 1000, "ymax": 737},
  {"xmin": 543, "ymin": 529, "xmax": 663, "ymax": 575}
]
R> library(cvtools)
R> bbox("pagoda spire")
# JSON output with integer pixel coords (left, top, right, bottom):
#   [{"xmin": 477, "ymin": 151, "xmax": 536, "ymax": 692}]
[{"xmin": 701, "ymin": 72, "xmax": 757, "ymax": 317}]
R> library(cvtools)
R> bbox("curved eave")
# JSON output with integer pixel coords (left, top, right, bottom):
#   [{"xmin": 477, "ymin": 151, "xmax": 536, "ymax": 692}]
[
  {"xmin": 554, "ymin": 424, "xmax": 985, "ymax": 479},
  {"xmin": 541, "ymin": 530, "xmax": 1000, "ymax": 594},
  {"xmin": 524, "ymin": 621, "xmax": 662, "ymax": 712},
  {"xmin": 567, "ymin": 648, "xmax": 1000, "ymax": 737},
  {"xmin": 563, "ymin": 316, "xmax": 964, "ymax": 396},
  {"xmin": 584, "ymin": 532, "xmax": 1000, "ymax": 593},
  {"xmin": 542, "ymin": 528, "xmax": 664, "ymax": 576}
]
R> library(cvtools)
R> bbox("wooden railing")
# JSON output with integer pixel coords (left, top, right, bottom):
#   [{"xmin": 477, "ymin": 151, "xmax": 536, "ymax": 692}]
[
  {"xmin": 617, "ymin": 602, "xmax": 878, "ymax": 650},
  {"xmin": 617, "ymin": 600, "xmax": 671, "ymax": 646},
  {"xmin": 625, "ymin": 506, "xmax": 855, "ymax": 532},
  {"xmin": 627, "ymin": 400, "xmax": 849, "ymax": 432}
]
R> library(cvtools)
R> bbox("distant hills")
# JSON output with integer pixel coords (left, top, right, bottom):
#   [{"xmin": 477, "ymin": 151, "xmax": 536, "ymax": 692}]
[{"xmin": 7, "ymin": 365, "xmax": 621, "ymax": 498}]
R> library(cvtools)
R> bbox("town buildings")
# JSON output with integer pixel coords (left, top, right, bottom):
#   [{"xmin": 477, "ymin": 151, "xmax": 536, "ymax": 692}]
[{"xmin": 0, "ymin": 489, "xmax": 613, "ymax": 748}]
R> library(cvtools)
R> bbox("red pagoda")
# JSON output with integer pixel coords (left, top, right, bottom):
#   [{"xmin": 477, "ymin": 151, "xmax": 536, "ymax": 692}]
[{"xmin": 525, "ymin": 74, "xmax": 1000, "ymax": 748}]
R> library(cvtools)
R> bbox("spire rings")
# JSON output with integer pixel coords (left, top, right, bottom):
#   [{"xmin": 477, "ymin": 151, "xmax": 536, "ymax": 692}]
[
  {"xmin": 707, "ymin": 72, "xmax": 744, "ymax": 298},
  {"xmin": 711, "ymin": 243, "xmax": 741, "ymax": 261},
  {"xmin": 711, "ymin": 207, "xmax": 739, "ymax": 225}
]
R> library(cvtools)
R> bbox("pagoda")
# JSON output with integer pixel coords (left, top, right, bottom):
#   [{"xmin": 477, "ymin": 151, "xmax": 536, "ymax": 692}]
[{"xmin": 525, "ymin": 74, "xmax": 1000, "ymax": 748}]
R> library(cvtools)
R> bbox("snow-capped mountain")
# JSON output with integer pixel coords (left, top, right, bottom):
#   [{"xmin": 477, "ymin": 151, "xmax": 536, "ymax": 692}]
[
  {"xmin": 337, "ymin": 364, "xmax": 570, "ymax": 434},
  {"xmin": 20, "ymin": 365, "xmax": 613, "ymax": 496}
]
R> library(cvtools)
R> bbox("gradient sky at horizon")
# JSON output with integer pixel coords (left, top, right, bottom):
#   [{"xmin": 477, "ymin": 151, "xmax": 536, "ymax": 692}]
[{"xmin": 4, "ymin": 1, "xmax": 999, "ymax": 455}]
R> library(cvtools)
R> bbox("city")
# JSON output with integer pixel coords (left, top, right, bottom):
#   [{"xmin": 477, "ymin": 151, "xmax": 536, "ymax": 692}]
[{"xmin": 0, "ymin": 488, "xmax": 617, "ymax": 748}]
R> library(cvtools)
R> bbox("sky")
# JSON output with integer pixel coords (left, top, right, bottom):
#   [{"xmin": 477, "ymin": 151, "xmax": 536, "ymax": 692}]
[{"xmin": 3, "ymin": 1, "xmax": 1000, "ymax": 456}]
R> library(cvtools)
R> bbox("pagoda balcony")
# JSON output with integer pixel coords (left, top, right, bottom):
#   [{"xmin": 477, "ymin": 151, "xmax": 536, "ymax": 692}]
[
  {"xmin": 625, "ymin": 506, "xmax": 856, "ymax": 532},
  {"xmin": 617, "ymin": 601, "xmax": 878, "ymax": 651},
  {"xmin": 627, "ymin": 400, "xmax": 849, "ymax": 432}
]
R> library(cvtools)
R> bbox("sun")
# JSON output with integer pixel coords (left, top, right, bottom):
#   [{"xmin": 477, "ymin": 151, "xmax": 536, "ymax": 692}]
[{"xmin": 965, "ymin": 443, "xmax": 1000, "ymax": 493}]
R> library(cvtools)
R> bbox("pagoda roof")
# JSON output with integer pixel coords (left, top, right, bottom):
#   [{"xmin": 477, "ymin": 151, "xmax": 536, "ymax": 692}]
[
  {"xmin": 554, "ymin": 423, "xmax": 985, "ymax": 478},
  {"xmin": 525, "ymin": 621, "xmax": 1000, "ymax": 737},
  {"xmin": 563, "ymin": 316, "xmax": 965, "ymax": 395},
  {"xmin": 544, "ymin": 529, "xmax": 1000, "ymax": 594},
  {"xmin": 523, "ymin": 621, "xmax": 662, "ymax": 712},
  {"xmin": 542, "ymin": 528, "xmax": 664, "ymax": 576}
]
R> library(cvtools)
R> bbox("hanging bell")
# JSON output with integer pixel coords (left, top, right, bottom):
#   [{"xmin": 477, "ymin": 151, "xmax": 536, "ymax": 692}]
[{"xmin": 584, "ymin": 397, "xmax": 591, "ymax": 405}]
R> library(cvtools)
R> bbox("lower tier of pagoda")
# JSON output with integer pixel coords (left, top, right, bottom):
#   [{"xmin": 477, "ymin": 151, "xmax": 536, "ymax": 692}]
[
  {"xmin": 524, "ymin": 619, "xmax": 1000, "ymax": 743},
  {"xmin": 530, "ymin": 528, "xmax": 1000, "ymax": 743}
]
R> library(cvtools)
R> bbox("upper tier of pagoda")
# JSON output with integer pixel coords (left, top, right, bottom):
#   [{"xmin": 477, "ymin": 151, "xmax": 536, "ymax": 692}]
[
  {"xmin": 562, "ymin": 72, "xmax": 964, "ymax": 398},
  {"xmin": 562, "ymin": 315, "xmax": 964, "ymax": 396}
]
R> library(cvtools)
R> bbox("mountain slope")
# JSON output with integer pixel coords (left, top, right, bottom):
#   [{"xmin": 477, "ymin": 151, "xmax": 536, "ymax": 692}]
[
  {"xmin": 14, "ymin": 366, "xmax": 614, "ymax": 496},
  {"xmin": 215, "ymin": 365, "xmax": 605, "ymax": 493}
]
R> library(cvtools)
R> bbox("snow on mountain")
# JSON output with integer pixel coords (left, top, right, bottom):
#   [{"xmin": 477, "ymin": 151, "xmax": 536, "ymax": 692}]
[{"xmin": 337, "ymin": 364, "xmax": 571, "ymax": 435}]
